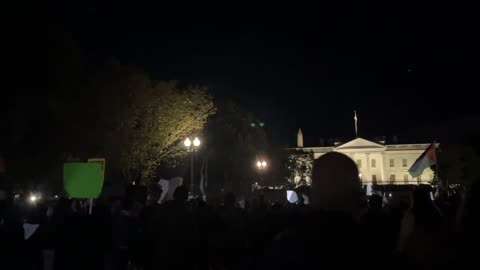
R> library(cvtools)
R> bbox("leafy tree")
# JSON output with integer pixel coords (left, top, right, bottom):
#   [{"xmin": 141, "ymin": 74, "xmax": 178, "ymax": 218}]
[
  {"xmin": 62, "ymin": 62, "xmax": 216, "ymax": 183},
  {"xmin": 3, "ymin": 24, "xmax": 216, "ymax": 188},
  {"xmin": 284, "ymin": 150, "xmax": 314, "ymax": 187},
  {"xmin": 436, "ymin": 144, "xmax": 480, "ymax": 186},
  {"xmin": 203, "ymin": 100, "xmax": 267, "ymax": 197}
]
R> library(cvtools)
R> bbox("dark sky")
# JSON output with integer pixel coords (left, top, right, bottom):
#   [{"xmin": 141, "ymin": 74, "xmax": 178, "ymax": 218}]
[{"xmin": 7, "ymin": 2, "xmax": 477, "ymax": 146}]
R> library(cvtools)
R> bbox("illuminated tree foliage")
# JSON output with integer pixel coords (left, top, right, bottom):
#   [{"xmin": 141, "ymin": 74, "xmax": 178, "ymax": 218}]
[
  {"xmin": 66, "ymin": 62, "xmax": 216, "ymax": 183},
  {"xmin": 285, "ymin": 150, "xmax": 314, "ymax": 186}
]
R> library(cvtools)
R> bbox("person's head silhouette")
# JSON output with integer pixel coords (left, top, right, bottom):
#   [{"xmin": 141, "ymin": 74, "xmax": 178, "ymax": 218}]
[{"xmin": 311, "ymin": 152, "xmax": 365, "ymax": 219}]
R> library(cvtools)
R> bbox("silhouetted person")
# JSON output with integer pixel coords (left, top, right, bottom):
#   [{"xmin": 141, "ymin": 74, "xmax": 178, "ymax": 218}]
[
  {"xmin": 22, "ymin": 205, "xmax": 46, "ymax": 270},
  {"xmin": 398, "ymin": 185, "xmax": 447, "ymax": 268},
  {"xmin": 52, "ymin": 198, "xmax": 96, "ymax": 270},
  {"xmin": 362, "ymin": 194, "xmax": 396, "ymax": 259},
  {"xmin": 0, "ymin": 198, "xmax": 23, "ymax": 270},
  {"xmin": 110, "ymin": 199, "xmax": 136, "ymax": 270},
  {"xmin": 454, "ymin": 180, "xmax": 480, "ymax": 268},
  {"xmin": 261, "ymin": 152, "xmax": 369, "ymax": 270},
  {"xmin": 145, "ymin": 185, "xmax": 197, "ymax": 270},
  {"xmin": 137, "ymin": 188, "xmax": 163, "ymax": 269},
  {"xmin": 217, "ymin": 192, "xmax": 246, "ymax": 270},
  {"xmin": 193, "ymin": 197, "xmax": 222, "ymax": 270},
  {"xmin": 310, "ymin": 152, "xmax": 366, "ymax": 218}
]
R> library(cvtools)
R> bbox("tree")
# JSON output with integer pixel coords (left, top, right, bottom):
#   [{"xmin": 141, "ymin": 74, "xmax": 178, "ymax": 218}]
[
  {"xmin": 203, "ymin": 100, "xmax": 267, "ymax": 197},
  {"xmin": 437, "ymin": 144, "xmax": 480, "ymax": 186},
  {"xmin": 64, "ymin": 62, "xmax": 216, "ymax": 183},
  {"xmin": 284, "ymin": 150, "xmax": 314, "ymax": 187}
]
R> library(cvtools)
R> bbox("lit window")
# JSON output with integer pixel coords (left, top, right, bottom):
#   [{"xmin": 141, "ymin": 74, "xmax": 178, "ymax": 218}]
[
  {"xmin": 389, "ymin": 159, "xmax": 395, "ymax": 167},
  {"xmin": 402, "ymin": 159, "xmax": 407, "ymax": 167},
  {"xmin": 371, "ymin": 159, "xmax": 376, "ymax": 168}
]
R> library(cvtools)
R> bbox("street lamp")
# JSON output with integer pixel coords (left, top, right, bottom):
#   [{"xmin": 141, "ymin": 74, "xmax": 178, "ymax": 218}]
[
  {"xmin": 193, "ymin": 137, "xmax": 200, "ymax": 147},
  {"xmin": 254, "ymin": 159, "xmax": 267, "ymax": 190},
  {"xmin": 184, "ymin": 137, "xmax": 200, "ymax": 196},
  {"xmin": 256, "ymin": 159, "xmax": 267, "ymax": 170},
  {"xmin": 184, "ymin": 138, "xmax": 192, "ymax": 147}
]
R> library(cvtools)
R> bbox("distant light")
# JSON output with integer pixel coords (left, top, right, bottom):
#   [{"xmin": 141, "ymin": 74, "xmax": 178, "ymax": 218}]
[
  {"xmin": 359, "ymin": 173, "xmax": 362, "ymax": 178},
  {"xmin": 184, "ymin": 138, "xmax": 192, "ymax": 147},
  {"xmin": 389, "ymin": 193, "xmax": 392, "ymax": 197},
  {"xmin": 14, "ymin": 194, "xmax": 21, "ymax": 199},
  {"xmin": 30, "ymin": 195, "xmax": 38, "ymax": 203},
  {"xmin": 256, "ymin": 161, "xmax": 262, "ymax": 168},
  {"xmin": 132, "ymin": 181, "xmax": 136, "ymax": 186},
  {"xmin": 259, "ymin": 122, "xmax": 265, "ymax": 127},
  {"xmin": 250, "ymin": 123, "xmax": 256, "ymax": 127},
  {"xmin": 54, "ymin": 195, "xmax": 59, "ymax": 198},
  {"xmin": 262, "ymin": 161, "xmax": 267, "ymax": 168},
  {"xmin": 193, "ymin": 137, "xmax": 200, "ymax": 147}
]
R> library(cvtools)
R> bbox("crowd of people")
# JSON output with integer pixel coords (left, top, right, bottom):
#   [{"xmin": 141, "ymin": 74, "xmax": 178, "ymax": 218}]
[{"xmin": 1, "ymin": 152, "xmax": 479, "ymax": 270}]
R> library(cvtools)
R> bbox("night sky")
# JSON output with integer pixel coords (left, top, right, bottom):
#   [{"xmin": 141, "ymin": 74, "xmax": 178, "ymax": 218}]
[{"xmin": 5, "ymin": 2, "xmax": 477, "ymax": 147}]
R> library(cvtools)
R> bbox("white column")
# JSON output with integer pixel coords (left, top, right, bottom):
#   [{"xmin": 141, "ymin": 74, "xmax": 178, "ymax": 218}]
[
  {"xmin": 380, "ymin": 153, "xmax": 386, "ymax": 183},
  {"xmin": 365, "ymin": 153, "xmax": 371, "ymax": 184}
]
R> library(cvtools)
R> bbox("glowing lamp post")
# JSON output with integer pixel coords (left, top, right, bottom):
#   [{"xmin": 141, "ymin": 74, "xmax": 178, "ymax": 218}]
[
  {"xmin": 254, "ymin": 159, "xmax": 267, "ymax": 189},
  {"xmin": 256, "ymin": 160, "xmax": 267, "ymax": 170},
  {"xmin": 185, "ymin": 137, "xmax": 200, "ymax": 196},
  {"xmin": 184, "ymin": 138, "xmax": 192, "ymax": 147}
]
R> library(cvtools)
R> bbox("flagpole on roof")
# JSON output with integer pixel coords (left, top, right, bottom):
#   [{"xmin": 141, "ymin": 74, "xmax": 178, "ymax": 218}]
[
  {"xmin": 354, "ymin": 110, "xmax": 358, "ymax": 138},
  {"xmin": 433, "ymin": 141, "xmax": 446, "ymax": 194}
]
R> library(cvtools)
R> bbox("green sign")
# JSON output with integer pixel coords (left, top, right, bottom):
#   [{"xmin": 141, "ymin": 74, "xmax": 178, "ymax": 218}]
[{"xmin": 63, "ymin": 163, "xmax": 104, "ymax": 198}]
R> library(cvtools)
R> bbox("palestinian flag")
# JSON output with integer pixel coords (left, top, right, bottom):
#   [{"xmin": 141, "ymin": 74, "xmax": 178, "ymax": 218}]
[{"xmin": 409, "ymin": 143, "xmax": 437, "ymax": 178}]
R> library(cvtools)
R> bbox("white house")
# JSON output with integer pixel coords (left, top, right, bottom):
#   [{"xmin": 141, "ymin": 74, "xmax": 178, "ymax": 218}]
[{"xmin": 294, "ymin": 130, "xmax": 436, "ymax": 185}]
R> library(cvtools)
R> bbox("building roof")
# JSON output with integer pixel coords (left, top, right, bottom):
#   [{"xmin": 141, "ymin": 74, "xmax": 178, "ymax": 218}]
[{"xmin": 290, "ymin": 137, "xmax": 436, "ymax": 153}]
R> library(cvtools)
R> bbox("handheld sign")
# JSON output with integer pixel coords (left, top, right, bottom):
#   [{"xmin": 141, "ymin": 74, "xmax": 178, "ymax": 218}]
[
  {"xmin": 286, "ymin": 190, "xmax": 299, "ymax": 204},
  {"xmin": 63, "ymin": 163, "xmax": 103, "ymax": 199},
  {"xmin": 87, "ymin": 158, "xmax": 105, "ymax": 178}
]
